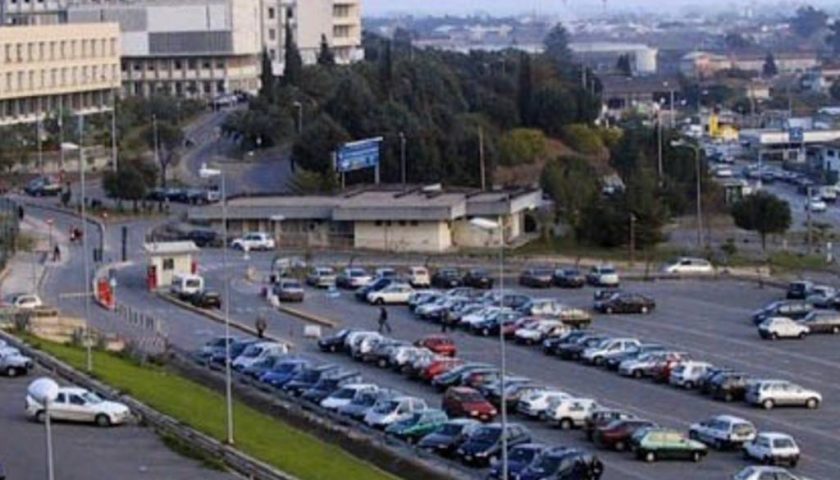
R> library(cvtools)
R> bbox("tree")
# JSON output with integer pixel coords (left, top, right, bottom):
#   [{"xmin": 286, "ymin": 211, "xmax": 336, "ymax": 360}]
[
  {"xmin": 762, "ymin": 53, "xmax": 778, "ymax": 78},
  {"xmin": 259, "ymin": 49, "xmax": 275, "ymax": 101},
  {"xmin": 827, "ymin": 21, "xmax": 840, "ymax": 56},
  {"xmin": 317, "ymin": 34, "xmax": 335, "ymax": 66},
  {"xmin": 283, "ymin": 18, "xmax": 303, "ymax": 86},
  {"xmin": 731, "ymin": 192, "xmax": 792, "ymax": 250},
  {"xmin": 102, "ymin": 163, "xmax": 153, "ymax": 211},
  {"xmin": 543, "ymin": 23, "xmax": 573, "ymax": 73},
  {"xmin": 615, "ymin": 54, "xmax": 633, "ymax": 77},
  {"xmin": 790, "ymin": 6, "xmax": 828, "ymax": 38},
  {"xmin": 541, "ymin": 155, "xmax": 600, "ymax": 241},
  {"xmin": 143, "ymin": 120, "xmax": 183, "ymax": 187},
  {"xmin": 498, "ymin": 129, "xmax": 547, "ymax": 166},
  {"xmin": 562, "ymin": 124, "xmax": 605, "ymax": 155},
  {"xmin": 517, "ymin": 52, "xmax": 533, "ymax": 125},
  {"xmin": 379, "ymin": 40, "xmax": 394, "ymax": 100},
  {"xmin": 291, "ymin": 114, "xmax": 350, "ymax": 176}
]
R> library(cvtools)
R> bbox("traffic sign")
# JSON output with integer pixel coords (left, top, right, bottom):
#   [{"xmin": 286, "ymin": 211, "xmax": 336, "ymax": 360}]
[
  {"xmin": 789, "ymin": 127, "xmax": 804, "ymax": 143},
  {"xmin": 336, "ymin": 138, "xmax": 383, "ymax": 173}
]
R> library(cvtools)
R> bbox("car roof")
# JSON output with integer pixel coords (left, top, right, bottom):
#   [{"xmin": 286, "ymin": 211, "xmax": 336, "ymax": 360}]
[
  {"xmin": 757, "ymin": 431, "xmax": 794, "ymax": 440},
  {"xmin": 709, "ymin": 414, "xmax": 751, "ymax": 424},
  {"xmin": 58, "ymin": 387, "xmax": 89, "ymax": 395}
]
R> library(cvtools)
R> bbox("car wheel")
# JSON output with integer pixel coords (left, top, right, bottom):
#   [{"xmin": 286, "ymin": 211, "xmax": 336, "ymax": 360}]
[
  {"xmin": 95, "ymin": 414, "xmax": 111, "ymax": 427},
  {"xmin": 377, "ymin": 359, "xmax": 387, "ymax": 368},
  {"xmin": 559, "ymin": 418, "xmax": 573, "ymax": 430},
  {"xmin": 632, "ymin": 369, "xmax": 643, "ymax": 379},
  {"xmin": 329, "ymin": 345, "xmax": 338, "ymax": 353},
  {"xmin": 35, "ymin": 410, "xmax": 47, "ymax": 423},
  {"xmin": 538, "ymin": 411, "xmax": 547, "ymax": 421},
  {"xmin": 593, "ymin": 356, "xmax": 603, "ymax": 366},
  {"xmin": 798, "ymin": 331, "xmax": 807, "ymax": 339},
  {"xmin": 763, "ymin": 456, "xmax": 773, "ymax": 465},
  {"xmin": 375, "ymin": 298, "xmax": 384, "ymax": 305},
  {"xmin": 790, "ymin": 459, "xmax": 798, "ymax": 468},
  {"xmin": 691, "ymin": 451, "xmax": 702, "ymax": 463},
  {"xmin": 640, "ymin": 306, "xmax": 648, "ymax": 314},
  {"xmin": 644, "ymin": 451, "xmax": 656, "ymax": 463},
  {"xmin": 806, "ymin": 397, "xmax": 820, "ymax": 409},
  {"xmin": 762, "ymin": 399, "xmax": 775, "ymax": 410},
  {"xmin": 724, "ymin": 392, "xmax": 734, "ymax": 402},
  {"xmin": 832, "ymin": 326, "xmax": 840, "ymax": 334},
  {"xmin": 481, "ymin": 328, "xmax": 490, "ymax": 337},
  {"xmin": 770, "ymin": 332, "xmax": 778, "ymax": 340},
  {"xmin": 605, "ymin": 307, "xmax": 614, "ymax": 315},
  {"xmin": 684, "ymin": 381, "xmax": 694, "ymax": 389},
  {"xmin": 614, "ymin": 440, "xmax": 625, "ymax": 452},
  {"xmin": 6, "ymin": 366, "xmax": 18, "ymax": 377}
]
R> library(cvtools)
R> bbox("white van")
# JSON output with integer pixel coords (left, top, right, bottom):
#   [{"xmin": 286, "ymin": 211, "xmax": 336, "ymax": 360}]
[
  {"xmin": 544, "ymin": 397, "xmax": 599, "ymax": 429},
  {"xmin": 170, "ymin": 273, "xmax": 204, "ymax": 299},
  {"xmin": 363, "ymin": 396, "xmax": 428, "ymax": 428},
  {"xmin": 232, "ymin": 342, "xmax": 289, "ymax": 370},
  {"xmin": 408, "ymin": 266, "xmax": 431, "ymax": 288}
]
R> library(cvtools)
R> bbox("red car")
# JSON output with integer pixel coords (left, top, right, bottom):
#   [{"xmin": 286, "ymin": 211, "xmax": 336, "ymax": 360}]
[
  {"xmin": 416, "ymin": 334, "xmax": 457, "ymax": 357},
  {"xmin": 502, "ymin": 317, "xmax": 538, "ymax": 339},
  {"xmin": 441, "ymin": 386, "xmax": 497, "ymax": 422},
  {"xmin": 421, "ymin": 358, "xmax": 462, "ymax": 383},
  {"xmin": 593, "ymin": 419, "xmax": 657, "ymax": 451}
]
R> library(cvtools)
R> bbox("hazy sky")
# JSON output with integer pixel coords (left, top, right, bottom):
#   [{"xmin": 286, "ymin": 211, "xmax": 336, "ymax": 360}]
[{"xmin": 363, "ymin": 0, "xmax": 838, "ymax": 17}]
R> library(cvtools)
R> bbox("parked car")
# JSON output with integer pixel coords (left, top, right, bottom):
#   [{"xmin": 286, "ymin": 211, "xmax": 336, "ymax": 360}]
[
  {"xmin": 11, "ymin": 294, "xmax": 43, "ymax": 310},
  {"xmin": 317, "ymin": 328, "xmax": 354, "ymax": 353},
  {"xmin": 195, "ymin": 336, "xmax": 235, "ymax": 363},
  {"xmin": 367, "ymin": 283, "xmax": 414, "ymax": 305},
  {"xmin": 631, "ymin": 428, "xmax": 708, "ymax": 463},
  {"xmin": 581, "ymin": 338, "xmax": 641, "ymax": 366},
  {"xmin": 545, "ymin": 397, "xmax": 599, "ymax": 430},
  {"xmin": 688, "ymin": 414, "xmax": 757, "ymax": 449},
  {"xmin": 230, "ymin": 232, "xmax": 275, "ymax": 251},
  {"xmin": 604, "ymin": 344, "xmax": 665, "ymax": 371},
  {"xmin": 170, "ymin": 273, "xmax": 205, "ymax": 300},
  {"xmin": 441, "ymin": 386, "xmax": 497, "ymax": 422},
  {"xmin": 805, "ymin": 197, "xmax": 827, "ymax": 213},
  {"xmin": 24, "ymin": 176, "xmax": 61, "ymax": 197},
  {"xmin": 742, "ymin": 432, "xmax": 800, "ymax": 467},
  {"xmin": 456, "ymin": 423, "xmax": 531, "ymax": 467},
  {"xmin": 189, "ymin": 290, "xmax": 222, "ymax": 309},
  {"xmin": 519, "ymin": 268, "xmax": 554, "ymax": 288},
  {"xmin": 26, "ymin": 387, "xmax": 130, "ymax": 427},
  {"xmin": 618, "ymin": 351, "xmax": 686, "ymax": 379},
  {"xmin": 518, "ymin": 448, "xmax": 604, "ymax": 480},
  {"xmin": 556, "ymin": 335, "xmax": 609, "ymax": 361},
  {"xmin": 232, "ymin": 342, "xmax": 289, "ymax": 371},
  {"xmin": 593, "ymin": 418, "xmax": 656, "ymax": 451},
  {"xmin": 417, "ymin": 418, "xmax": 480, "ymax": 457},
  {"xmin": 733, "ymin": 466, "xmax": 809, "ymax": 480},
  {"xmin": 281, "ymin": 364, "xmax": 341, "ymax": 395},
  {"xmin": 662, "ymin": 257, "xmax": 714, "ymax": 275},
  {"xmin": 587, "ymin": 265, "xmax": 620, "ymax": 287},
  {"xmin": 745, "ymin": 380, "xmax": 821, "ymax": 410},
  {"xmin": 517, "ymin": 389, "xmax": 570, "ymax": 419},
  {"xmin": 797, "ymin": 310, "xmax": 840, "ymax": 334},
  {"xmin": 408, "ymin": 266, "xmax": 431, "ymax": 288},
  {"xmin": 462, "ymin": 269, "xmax": 494, "ymax": 289},
  {"xmin": 301, "ymin": 371, "xmax": 363, "ymax": 404},
  {"xmin": 0, "ymin": 347, "xmax": 33, "ymax": 377},
  {"xmin": 209, "ymin": 339, "xmax": 257, "ymax": 370},
  {"xmin": 786, "ymin": 281, "xmax": 814, "ymax": 300},
  {"xmin": 582, "ymin": 409, "xmax": 636, "ymax": 441},
  {"xmin": 758, "ymin": 317, "xmax": 809, "ymax": 340},
  {"xmin": 595, "ymin": 293, "xmax": 655, "ymax": 314},
  {"xmin": 804, "ymin": 284, "xmax": 836, "ymax": 308},
  {"xmin": 431, "ymin": 268, "xmax": 462, "ymax": 289},
  {"xmin": 241, "ymin": 354, "xmax": 286, "ymax": 380},
  {"xmin": 752, "ymin": 301, "xmax": 813, "ymax": 325},
  {"xmin": 542, "ymin": 331, "xmax": 589, "ymax": 357},
  {"xmin": 415, "ymin": 334, "xmax": 457, "ymax": 357},
  {"xmin": 363, "ymin": 396, "xmax": 428, "ymax": 429},
  {"xmin": 486, "ymin": 443, "xmax": 549, "ymax": 480},
  {"xmin": 553, "ymin": 268, "xmax": 586, "ymax": 288},
  {"xmin": 306, "ymin": 267, "xmax": 337, "ymax": 288},
  {"xmin": 274, "ymin": 279, "xmax": 305, "ymax": 302},
  {"xmin": 337, "ymin": 389, "xmax": 392, "ymax": 421},
  {"xmin": 355, "ymin": 278, "xmax": 393, "ymax": 302},
  {"xmin": 669, "ymin": 361, "xmax": 714, "ymax": 389},
  {"xmin": 336, "ymin": 268, "xmax": 372, "ymax": 289},
  {"xmin": 706, "ymin": 372, "xmax": 752, "ymax": 403},
  {"xmin": 385, "ymin": 409, "xmax": 448, "ymax": 443},
  {"xmin": 183, "ymin": 229, "xmax": 220, "ymax": 248}
]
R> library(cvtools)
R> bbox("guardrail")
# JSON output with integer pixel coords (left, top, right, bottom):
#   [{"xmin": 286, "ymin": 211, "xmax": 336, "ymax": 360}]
[{"xmin": 0, "ymin": 330, "xmax": 299, "ymax": 480}]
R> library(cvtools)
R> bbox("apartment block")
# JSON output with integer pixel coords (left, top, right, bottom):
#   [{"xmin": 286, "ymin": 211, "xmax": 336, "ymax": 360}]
[{"xmin": 0, "ymin": 22, "xmax": 121, "ymax": 125}]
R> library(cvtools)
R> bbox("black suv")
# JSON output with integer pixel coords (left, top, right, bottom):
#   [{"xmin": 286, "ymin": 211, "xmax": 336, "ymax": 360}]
[
  {"xmin": 752, "ymin": 301, "xmax": 813, "ymax": 325},
  {"xmin": 786, "ymin": 280, "xmax": 813, "ymax": 300},
  {"xmin": 595, "ymin": 293, "xmax": 655, "ymax": 314},
  {"xmin": 553, "ymin": 268, "xmax": 586, "ymax": 288},
  {"xmin": 519, "ymin": 268, "xmax": 554, "ymax": 288},
  {"xmin": 432, "ymin": 268, "xmax": 462, "ymax": 289},
  {"xmin": 706, "ymin": 372, "xmax": 752, "ymax": 402},
  {"xmin": 463, "ymin": 269, "xmax": 494, "ymax": 289}
]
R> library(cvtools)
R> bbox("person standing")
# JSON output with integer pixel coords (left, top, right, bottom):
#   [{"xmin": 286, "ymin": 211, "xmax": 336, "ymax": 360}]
[
  {"xmin": 255, "ymin": 314, "xmax": 267, "ymax": 339},
  {"xmin": 378, "ymin": 307, "xmax": 392, "ymax": 334},
  {"xmin": 52, "ymin": 245, "xmax": 61, "ymax": 262}
]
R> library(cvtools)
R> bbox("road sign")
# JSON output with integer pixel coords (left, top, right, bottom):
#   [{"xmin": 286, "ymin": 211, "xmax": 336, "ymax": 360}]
[
  {"xmin": 789, "ymin": 127, "xmax": 804, "ymax": 143},
  {"xmin": 336, "ymin": 138, "xmax": 383, "ymax": 173}
]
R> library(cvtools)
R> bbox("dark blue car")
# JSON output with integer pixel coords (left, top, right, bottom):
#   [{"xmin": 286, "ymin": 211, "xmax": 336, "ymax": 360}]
[
  {"xmin": 209, "ymin": 339, "xmax": 257, "ymax": 370},
  {"xmin": 258, "ymin": 359, "xmax": 310, "ymax": 388},
  {"xmin": 486, "ymin": 443, "xmax": 548, "ymax": 479}
]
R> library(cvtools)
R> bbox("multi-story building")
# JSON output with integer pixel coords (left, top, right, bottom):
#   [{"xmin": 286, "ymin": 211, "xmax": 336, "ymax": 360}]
[{"xmin": 0, "ymin": 22, "xmax": 121, "ymax": 125}]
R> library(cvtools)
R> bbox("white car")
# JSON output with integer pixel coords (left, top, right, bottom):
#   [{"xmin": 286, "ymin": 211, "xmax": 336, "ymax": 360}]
[
  {"xmin": 514, "ymin": 320, "xmax": 569, "ymax": 345},
  {"xmin": 408, "ymin": 266, "xmax": 431, "ymax": 288},
  {"xmin": 688, "ymin": 414, "xmax": 756, "ymax": 449},
  {"xmin": 733, "ymin": 466, "xmax": 811, "ymax": 480},
  {"xmin": 745, "ymin": 380, "xmax": 822, "ymax": 410},
  {"xmin": 586, "ymin": 265, "xmax": 620, "ymax": 287},
  {"xmin": 337, "ymin": 268, "xmax": 372, "ymax": 289},
  {"xmin": 758, "ymin": 317, "xmax": 809, "ymax": 340},
  {"xmin": 367, "ymin": 283, "xmax": 414, "ymax": 305},
  {"xmin": 0, "ymin": 347, "xmax": 33, "ymax": 377},
  {"xmin": 544, "ymin": 397, "xmax": 599, "ymax": 430},
  {"xmin": 516, "ymin": 389, "xmax": 570, "ymax": 418},
  {"xmin": 320, "ymin": 384, "xmax": 379, "ymax": 411},
  {"xmin": 363, "ymin": 396, "xmax": 427, "ymax": 429},
  {"xmin": 662, "ymin": 257, "xmax": 714, "ymax": 275},
  {"xmin": 230, "ymin": 232, "xmax": 275, "ymax": 251},
  {"xmin": 713, "ymin": 166, "xmax": 734, "ymax": 178},
  {"xmin": 581, "ymin": 338, "xmax": 640, "ymax": 366},
  {"xmin": 11, "ymin": 294, "xmax": 43, "ymax": 310},
  {"xmin": 805, "ymin": 198, "xmax": 827, "ymax": 213},
  {"xmin": 26, "ymin": 387, "xmax": 131, "ymax": 427},
  {"xmin": 460, "ymin": 306, "xmax": 502, "ymax": 329},
  {"xmin": 306, "ymin": 267, "xmax": 337, "ymax": 288},
  {"xmin": 742, "ymin": 432, "xmax": 800, "ymax": 467},
  {"xmin": 231, "ymin": 342, "xmax": 288, "ymax": 370},
  {"xmin": 669, "ymin": 361, "xmax": 714, "ymax": 389},
  {"xmin": 804, "ymin": 284, "xmax": 836, "ymax": 307}
]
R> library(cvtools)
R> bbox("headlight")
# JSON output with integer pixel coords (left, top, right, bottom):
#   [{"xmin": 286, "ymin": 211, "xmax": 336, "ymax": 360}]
[
  {"xmin": 470, "ymin": 410, "xmax": 479, "ymax": 416},
  {"xmin": 476, "ymin": 451, "xmax": 488, "ymax": 457}
]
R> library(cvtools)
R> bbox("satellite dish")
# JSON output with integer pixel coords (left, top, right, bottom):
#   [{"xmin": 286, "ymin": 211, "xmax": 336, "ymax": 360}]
[{"xmin": 28, "ymin": 377, "xmax": 59, "ymax": 404}]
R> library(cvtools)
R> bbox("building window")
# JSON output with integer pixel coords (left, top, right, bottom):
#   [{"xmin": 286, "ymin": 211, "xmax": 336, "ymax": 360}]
[
  {"xmin": 202, "ymin": 60, "xmax": 211, "ymax": 69},
  {"xmin": 174, "ymin": 60, "xmax": 182, "ymax": 70},
  {"xmin": 216, "ymin": 60, "xmax": 224, "ymax": 69},
  {"xmin": 375, "ymin": 220, "xmax": 382, "ymax": 226},
  {"xmin": 267, "ymin": 7, "xmax": 275, "ymax": 19},
  {"xmin": 269, "ymin": 49, "xmax": 276, "ymax": 60},
  {"xmin": 203, "ymin": 82, "xmax": 211, "ymax": 93},
  {"xmin": 162, "ymin": 258, "xmax": 174, "ymax": 270},
  {"xmin": 268, "ymin": 28, "xmax": 276, "ymax": 41},
  {"xmin": 286, "ymin": 7, "xmax": 293, "ymax": 19},
  {"xmin": 188, "ymin": 59, "xmax": 197, "ymax": 70}
]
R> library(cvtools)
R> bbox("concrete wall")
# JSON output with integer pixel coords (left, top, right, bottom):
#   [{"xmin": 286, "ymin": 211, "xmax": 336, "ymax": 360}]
[
  {"xmin": 452, "ymin": 213, "xmax": 523, "ymax": 248},
  {"xmin": 354, "ymin": 220, "xmax": 451, "ymax": 252}
]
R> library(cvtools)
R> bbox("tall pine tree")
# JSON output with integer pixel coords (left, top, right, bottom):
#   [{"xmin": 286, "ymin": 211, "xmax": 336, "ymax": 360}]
[
  {"xmin": 518, "ymin": 52, "xmax": 533, "ymax": 126},
  {"xmin": 283, "ymin": 18, "xmax": 303, "ymax": 86},
  {"xmin": 317, "ymin": 34, "xmax": 335, "ymax": 66},
  {"xmin": 379, "ymin": 40, "xmax": 394, "ymax": 100},
  {"xmin": 259, "ymin": 48, "xmax": 275, "ymax": 100}
]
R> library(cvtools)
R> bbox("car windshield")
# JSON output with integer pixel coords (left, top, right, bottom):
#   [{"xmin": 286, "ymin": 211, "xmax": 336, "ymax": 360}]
[
  {"xmin": 733, "ymin": 423, "xmax": 755, "ymax": 436},
  {"xmin": 81, "ymin": 392, "xmax": 104, "ymax": 404},
  {"xmin": 773, "ymin": 438, "xmax": 796, "ymax": 448},
  {"xmin": 472, "ymin": 426, "xmax": 501, "ymax": 442},
  {"xmin": 373, "ymin": 400, "xmax": 399, "ymax": 414},
  {"xmin": 600, "ymin": 268, "xmax": 616, "ymax": 275},
  {"xmin": 283, "ymin": 281, "xmax": 302, "ymax": 289},
  {"xmin": 534, "ymin": 269, "xmax": 552, "ymax": 276},
  {"xmin": 510, "ymin": 447, "xmax": 539, "ymax": 463},
  {"xmin": 240, "ymin": 345, "xmax": 261, "ymax": 358},
  {"xmin": 332, "ymin": 388, "xmax": 357, "ymax": 400},
  {"xmin": 349, "ymin": 269, "xmax": 366, "ymax": 277},
  {"xmin": 274, "ymin": 362, "xmax": 302, "ymax": 373},
  {"xmin": 460, "ymin": 391, "xmax": 486, "ymax": 403},
  {"xmin": 532, "ymin": 455, "xmax": 562, "ymax": 473},
  {"xmin": 353, "ymin": 393, "xmax": 378, "ymax": 406}
]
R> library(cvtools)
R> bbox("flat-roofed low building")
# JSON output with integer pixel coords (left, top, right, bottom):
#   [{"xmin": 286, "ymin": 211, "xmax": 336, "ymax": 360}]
[
  {"xmin": 0, "ymin": 22, "xmax": 121, "ymax": 125},
  {"xmin": 187, "ymin": 187, "xmax": 544, "ymax": 253}
]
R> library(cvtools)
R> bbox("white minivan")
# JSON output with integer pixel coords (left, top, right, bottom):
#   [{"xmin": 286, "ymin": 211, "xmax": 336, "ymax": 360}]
[
  {"xmin": 544, "ymin": 397, "xmax": 599, "ymax": 430},
  {"xmin": 364, "ymin": 396, "xmax": 428, "ymax": 428},
  {"xmin": 170, "ymin": 273, "xmax": 204, "ymax": 299},
  {"xmin": 232, "ymin": 342, "xmax": 289, "ymax": 370}
]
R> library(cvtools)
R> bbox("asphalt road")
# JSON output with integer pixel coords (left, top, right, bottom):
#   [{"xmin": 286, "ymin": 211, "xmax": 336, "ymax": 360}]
[
  {"xmin": 0, "ymin": 368, "xmax": 234, "ymax": 480},
  {"xmin": 20, "ymin": 202, "xmax": 840, "ymax": 480}
]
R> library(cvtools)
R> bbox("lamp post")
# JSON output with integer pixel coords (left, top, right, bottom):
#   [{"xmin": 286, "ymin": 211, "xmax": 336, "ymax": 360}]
[
  {"xmin": 199, "ymin": 162, "xmax": 234, "ymax": 445},
  {"xmin": 270, "ymin": 214, "xmax": 285, "ymax": 247},
  {"xmin": 292, "ymin": 101, "xmax": 303, "ymax": 134},
  {"xmin": 469, "ymin": 217, "xmax": 508, "ymax": 480},
  {"xmin": 28, "ymin": 377, "xmax": 59, "ymax": 480},
  {"xmin": 399, "ymin": 131, "xmax": 407, "ymax": 187},
  {"xmin": 671, "ymin": 139, "xmax": 703, "ymax": 248}
]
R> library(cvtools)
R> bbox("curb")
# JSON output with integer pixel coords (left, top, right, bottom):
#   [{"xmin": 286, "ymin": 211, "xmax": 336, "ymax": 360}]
[
  {"xmin": 276, "ymin": 303, "xmax": 338, "ymax": 328},
  {"xmin": 21, "ymin": 201, "xmax": 106, "ymax": 253},
  {"xmin": 156, "ymin": 292, "xmax": 296, "ymax": 349},
  {"xmin": 0, "ymin": 330, "xmax": 299, "ymax": 480}
]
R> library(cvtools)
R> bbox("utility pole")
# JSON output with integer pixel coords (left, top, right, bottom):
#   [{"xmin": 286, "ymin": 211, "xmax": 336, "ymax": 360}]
[
  {"xmin": 695, "ymin": 145, "xmax": 703, "ymax": 248},
  {"xmin": 399, "ymin": 131, "xmax": 406, "ymax": 187},
  {"xmin": 807, "ymin": 186, "xmax": 813, "ymax": 255},
  {"xmin": 79, "ymin": 114, "xmax": 93, "ymax": 373},
  {"xmin": 629, "ymin": 214, "xmax": 636, "ymax": 266},
  {"xmin": 152, "ymin": 114, "xmax": 161, "ymax": 185},
  {"xmin": 656, "ymin": 113, "xmax": 663, "ymax": 181},
  {"xmin": 479, "ymin": 126, "xmax": 486, "ymax": 191},
  {"xmin": 111, "ymin": 93, "xmax": 118, "ymax": 172},
  {"xmin": 36, "ymin": 117, "xmax": 44, "ymax": 176}
]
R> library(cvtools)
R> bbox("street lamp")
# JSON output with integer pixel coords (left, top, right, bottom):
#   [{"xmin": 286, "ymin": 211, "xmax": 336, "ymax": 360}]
[
  {"xmin": 399, "ymin": 132, "xmax": 407, "ymax": 187},
  {"xmin": 28, "ymin": 377, "xmax": 59, "ymax": 480},
  {"xmin": 270, "ymin": 214, "xmax": 285, "ymax": 247},
  {"xmin": 469, "ymin": 217, "xmax": 508, "ymax": 480},
  {"xmin": 292, "ymin": 101, "xmax": 303, "ymax": 134},
  {"xmin": 199, "ymin": 162, "xmax": 234, "ymax": 446},
  {"xmin": 671, "ymin": 139, "xmax": 703, "ymax": 248}
]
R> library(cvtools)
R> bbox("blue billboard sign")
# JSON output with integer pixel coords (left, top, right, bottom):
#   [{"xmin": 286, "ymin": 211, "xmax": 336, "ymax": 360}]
[
  {"xmin": 789, "ymin": 127, "xmax": 804, "ymax": 143},
  {"xmin": 336, "ymin": 138, "xmax": 383, "ymax": 173}
]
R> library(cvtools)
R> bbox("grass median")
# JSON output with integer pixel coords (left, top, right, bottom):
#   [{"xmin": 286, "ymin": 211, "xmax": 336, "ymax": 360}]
[{"xmin": 26, "ymin": 337, "xmax": 397, "ymax": 480}]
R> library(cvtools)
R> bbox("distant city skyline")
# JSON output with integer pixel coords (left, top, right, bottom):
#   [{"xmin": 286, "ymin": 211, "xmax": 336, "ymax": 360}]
[{"xmin": 364, "ymin": 0, "xmax": 840, "ymax": 17}]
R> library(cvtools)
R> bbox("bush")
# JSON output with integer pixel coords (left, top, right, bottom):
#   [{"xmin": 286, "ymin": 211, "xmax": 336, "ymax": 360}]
[
  {"xmin": 562, "ymin": 124, "xmax": 605, "ymax": 155},
  {"xmin": 498, "ymin": 128, "xmax": 547, "ymax": 166}
]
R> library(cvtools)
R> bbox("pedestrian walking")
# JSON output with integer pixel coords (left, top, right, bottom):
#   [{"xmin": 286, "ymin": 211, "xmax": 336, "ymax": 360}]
[
  {"xmin": 255, "ymin": 314, "xmax": 267, "ymax": 339},
  {"xmin": 440, "ymin": 314, "xmax": 449, "ymax": 333},
  {"xmin": 378, "ymin": 307, "xmax": 392, "ymax": 334},
  {"xmin": 52, "ymin": 245, "xmax": 61, "ymax": 262}
]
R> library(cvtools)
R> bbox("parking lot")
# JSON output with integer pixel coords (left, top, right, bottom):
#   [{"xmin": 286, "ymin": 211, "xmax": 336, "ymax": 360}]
[{"xmin": 0, "ymin": 367, "xmax": 234, "ymax": 480}]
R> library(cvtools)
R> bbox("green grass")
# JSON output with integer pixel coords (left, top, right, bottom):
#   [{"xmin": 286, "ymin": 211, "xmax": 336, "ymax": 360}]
[
  {"xmin": 767, "ymin": 251, "xmax": 832, "ymax": 273},
  {"xmin": 26, "ymin": 338, "xmax": 397, "ymax": 480},
  {"xmin": 512, "ymin": 236, "xmax": 680, "ymax": 264}
]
